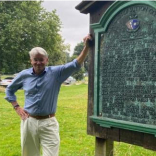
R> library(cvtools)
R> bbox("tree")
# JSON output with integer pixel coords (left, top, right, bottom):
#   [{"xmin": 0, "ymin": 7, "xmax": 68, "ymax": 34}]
[
  {"xmin": 73, "ymin": 41, "xmax": 88, "ymax": 72},
  {"xmin": 68, "ymin": 54, "xmax": 85, "ymax": 81},
  {"xmin": 0, "ymin": 1, "xmax": 68, "ymax": 74},
  {"xmin": 68, "ymin": 41, "xmax": 88, "ymax": 81},
  {"xmin": 74, "ymin": 41, "xmax": 84, "ymax": 55}
]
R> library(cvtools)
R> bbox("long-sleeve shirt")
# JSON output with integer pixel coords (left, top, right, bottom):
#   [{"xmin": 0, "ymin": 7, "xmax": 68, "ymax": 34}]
[{"xmin": 5, "ymin": 59, "xmax": 80, "ymax": 116}]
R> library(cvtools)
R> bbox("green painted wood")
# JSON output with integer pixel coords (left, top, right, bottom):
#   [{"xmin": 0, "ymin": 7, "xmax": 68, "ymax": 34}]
[
  {"xmin": 91, "ymin": 116, "xmax": 156, "ymax": 136},
  {"xmin": 94, "ymin": 33, "xmax": 100, "ymax": 116},
  {"xmin": 91, "ymin": 1, "xmax": 156, "ymax": 31},
  {"xmin": 91, "ymin": 1, "xmax": 156, "ymax": 136}
]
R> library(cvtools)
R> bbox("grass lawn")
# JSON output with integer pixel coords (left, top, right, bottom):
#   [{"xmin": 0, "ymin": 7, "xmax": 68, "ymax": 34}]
[{"xmin": 0, "ymin": 84, "xmax": 156, "ymax": 156}]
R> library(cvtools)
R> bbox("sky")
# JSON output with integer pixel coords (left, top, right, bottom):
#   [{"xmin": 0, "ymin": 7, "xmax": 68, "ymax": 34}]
[{"xmin": 42, "ymin": 1, "xmax": 89, "ymax": 56}]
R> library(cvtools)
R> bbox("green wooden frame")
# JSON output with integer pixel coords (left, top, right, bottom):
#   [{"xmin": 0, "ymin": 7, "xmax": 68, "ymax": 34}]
[{"xmin": 90, "ymin": 1, "xmax": 156, "ymax": 136}]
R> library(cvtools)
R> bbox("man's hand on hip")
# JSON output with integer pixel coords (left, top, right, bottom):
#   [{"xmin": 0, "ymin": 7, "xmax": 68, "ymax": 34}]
[{"xmin": 15, "ymin": 107, "xmax": 29, "ymax": 120}]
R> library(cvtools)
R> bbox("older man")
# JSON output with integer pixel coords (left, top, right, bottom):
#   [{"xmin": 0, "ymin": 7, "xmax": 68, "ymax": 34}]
[{"xmin": 5, "ymin": 35, "xmax": 92, "ymax": 156}]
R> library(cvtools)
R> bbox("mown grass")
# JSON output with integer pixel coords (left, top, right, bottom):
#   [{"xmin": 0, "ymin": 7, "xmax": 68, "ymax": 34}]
[{"xmin": 0, "ymin": 84, "xmax": 156, "ymax": 156}]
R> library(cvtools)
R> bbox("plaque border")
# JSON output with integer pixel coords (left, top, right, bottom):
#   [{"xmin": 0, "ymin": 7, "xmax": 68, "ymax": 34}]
[{"xmin": 91, "ymin": 1, "xmax": 156, "ymax": 136}]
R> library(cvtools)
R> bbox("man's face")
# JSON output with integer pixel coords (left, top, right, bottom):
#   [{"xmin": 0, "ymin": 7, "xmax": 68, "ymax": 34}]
[{"xmin": 30, "ymin": 54, "xmax": 48, "ymax": 75}]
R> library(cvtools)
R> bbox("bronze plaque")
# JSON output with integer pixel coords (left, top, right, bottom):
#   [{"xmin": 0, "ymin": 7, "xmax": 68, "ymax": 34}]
[
  {"xmin": 91, "ymin": 2, "xmax": 156, "ymax": 135},
  {"xmin": 100, "ymin": 4, "xmax": 156, "ymax": 124}
]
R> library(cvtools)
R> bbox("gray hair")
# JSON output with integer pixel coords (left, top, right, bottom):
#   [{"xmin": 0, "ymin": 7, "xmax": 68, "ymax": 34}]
[{"xmin": 29, "ymin": 47, "xmax": 48, "ymax": 58}]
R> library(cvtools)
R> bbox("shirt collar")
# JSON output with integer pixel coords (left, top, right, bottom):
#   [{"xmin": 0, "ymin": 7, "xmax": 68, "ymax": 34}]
[{"xmin": 30, "ymin": 67, "xmax": 47, "ymax": 75}]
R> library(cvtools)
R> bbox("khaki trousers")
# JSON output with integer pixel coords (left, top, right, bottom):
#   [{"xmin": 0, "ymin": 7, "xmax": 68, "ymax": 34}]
[{"xmin": 21, "ymin": 117, "xmax": 60, "ymax": 156}]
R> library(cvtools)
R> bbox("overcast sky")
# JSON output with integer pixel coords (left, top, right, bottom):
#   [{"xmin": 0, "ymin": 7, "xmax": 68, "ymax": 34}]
[{"xmin": 42, "ymin": 1, "xmax": 89, "ymax": 56}]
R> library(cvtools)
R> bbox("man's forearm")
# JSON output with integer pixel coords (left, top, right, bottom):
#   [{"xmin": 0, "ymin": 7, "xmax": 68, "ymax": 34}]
[
  {"xmin": 76, "ymin": 34, "xmax": 92, "ymax": 65},
  {"xmin": 76, "ymin": 46, "xmax": 89, "ymax": 65}
]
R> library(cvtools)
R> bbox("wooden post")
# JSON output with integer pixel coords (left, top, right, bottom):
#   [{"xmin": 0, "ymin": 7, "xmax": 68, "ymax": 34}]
[{"xmin": 95, "ymin": 137, "xmax": 114, "ymax": 156}]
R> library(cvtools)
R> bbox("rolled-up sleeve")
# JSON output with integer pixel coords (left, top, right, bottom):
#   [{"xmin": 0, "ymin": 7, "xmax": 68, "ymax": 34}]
[{"xmin": 5, "ymin": 72, "xmax": 23, "ymax": 102}]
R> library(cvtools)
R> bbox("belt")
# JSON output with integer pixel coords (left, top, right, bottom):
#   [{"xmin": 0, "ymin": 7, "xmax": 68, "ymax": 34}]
[{"xmin": 29, "ymin": 114, "xmax": 55, "ymax": 120}]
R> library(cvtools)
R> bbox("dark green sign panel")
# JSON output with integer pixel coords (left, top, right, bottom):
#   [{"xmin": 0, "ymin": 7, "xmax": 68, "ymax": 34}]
[{"xmin": 91, "ymin": 1, "xmax": 156, "ymax": 135}]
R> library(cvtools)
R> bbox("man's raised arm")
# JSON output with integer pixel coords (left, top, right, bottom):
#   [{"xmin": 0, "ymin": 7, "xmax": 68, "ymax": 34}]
[{"xmin": 77, "ymin": 34, "xmax": 92, "ymax": 65}]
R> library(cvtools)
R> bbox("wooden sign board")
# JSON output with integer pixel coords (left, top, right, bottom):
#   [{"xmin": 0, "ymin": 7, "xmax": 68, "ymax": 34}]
[
  {"xmin": 76, "ymin": 1, "xmax": 156, "ymax": 151},
  {"xmin": 91, "ymin": 1, "xmax": 156, "ymax": 136}
]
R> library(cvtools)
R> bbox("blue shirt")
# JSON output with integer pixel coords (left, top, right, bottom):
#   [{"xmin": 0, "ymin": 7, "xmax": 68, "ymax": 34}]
[{"xmin": 5, "ymin": 59, "xmax": 80, "ymax": 116}]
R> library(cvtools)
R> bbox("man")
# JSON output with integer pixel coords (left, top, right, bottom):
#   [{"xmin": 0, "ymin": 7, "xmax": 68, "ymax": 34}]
[{"xmin": 5, "ymin": 34, "xmax": 92, "ymax": 156}]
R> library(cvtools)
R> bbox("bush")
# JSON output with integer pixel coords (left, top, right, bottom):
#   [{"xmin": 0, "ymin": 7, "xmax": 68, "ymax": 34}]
[{"xmin": 72, "ymin": 67, "xmax": 85, "ymax": 81}]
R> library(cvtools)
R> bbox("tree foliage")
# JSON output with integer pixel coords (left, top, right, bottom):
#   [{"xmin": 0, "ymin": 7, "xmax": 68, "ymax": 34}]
[
  {"xmin": 74, "ymin": 41, "xmax": 84, "ymax": 56},
  {"xmin": 68, "ymin": 41, "xmax": 88, "ymax": 81},
  {"xmin": 0, "ymin": 1, "xmax": 67, "ymax": 74},
  {"xmin": 68, "ymin": 55, "xmax": 85, "ymax": 81},
  {"xmin": 73, "ymin": 41, "xmax": 88, "ymax": 72}
]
